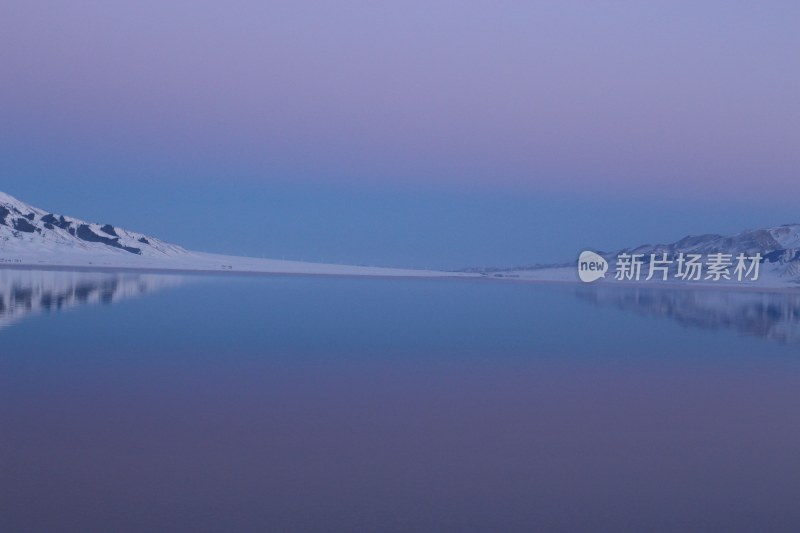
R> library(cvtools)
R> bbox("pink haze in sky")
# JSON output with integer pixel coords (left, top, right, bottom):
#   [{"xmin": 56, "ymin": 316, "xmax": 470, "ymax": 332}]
[{"xmin": 1, "ymin": 1, "xmax": 798, "ymax": 200}]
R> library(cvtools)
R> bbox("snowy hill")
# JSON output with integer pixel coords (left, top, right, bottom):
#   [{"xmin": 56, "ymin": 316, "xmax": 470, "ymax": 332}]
[
  {"xmin": 0, "ymin": 191, "xmax": 186, "ymax": 258},
  {"xmin": 0, "ymin": 191, "xmax": 464, "ymax": 279},
  {"xmin": 619, "ymin": 225, "xmax": 800, "ymax": 259},
  {"xmin": 471, "ymin": 224, "xmax": 800, "ymax": 288}
]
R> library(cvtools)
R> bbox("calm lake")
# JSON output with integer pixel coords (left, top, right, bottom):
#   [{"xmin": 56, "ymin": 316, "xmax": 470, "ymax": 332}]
[{"xmin": 2, "ymin": 269, "xmax": 800, "ymax": 532}]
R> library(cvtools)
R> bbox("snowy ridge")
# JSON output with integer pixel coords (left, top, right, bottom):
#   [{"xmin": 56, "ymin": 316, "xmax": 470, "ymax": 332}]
[
  {"xmin": 0, "ymin": 191, "xmax": 186, "ymax": 258},
  {"xmin": 472, "ymin": 224, "xmax": 800, "ymax": 288},
  {"xmin": 619, "ymin": 224, "xmax": 800, "ymax": 257},
  {"xmin": 0, "ymin": 191, "xmax": 468, "ymax": 279}
]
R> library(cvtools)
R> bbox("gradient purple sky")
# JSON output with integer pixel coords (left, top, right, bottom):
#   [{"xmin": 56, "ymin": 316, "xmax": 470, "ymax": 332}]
[{"xmin": 1, "ymin": 1, "xmax": 798, "ymax": 267}]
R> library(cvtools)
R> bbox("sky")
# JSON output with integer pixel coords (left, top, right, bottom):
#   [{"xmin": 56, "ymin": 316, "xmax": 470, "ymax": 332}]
[{"xmin": 1, "ymin": 1, "xmax": 799, "ymax": 268}]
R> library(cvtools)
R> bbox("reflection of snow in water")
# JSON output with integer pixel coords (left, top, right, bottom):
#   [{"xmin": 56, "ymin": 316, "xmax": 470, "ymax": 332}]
[
  {"xmin": 577, "ymin": 286, "xmax": 800, "ymax": 344},
  {"xmin": 0, "ymin": 269, "xmax": 185, "ymax": 330}
]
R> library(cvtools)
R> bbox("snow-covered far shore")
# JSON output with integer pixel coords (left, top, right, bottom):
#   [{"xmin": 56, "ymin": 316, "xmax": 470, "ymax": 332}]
[
  {"xmin": 460, "ymin": 222, "xmax": 800, "ymax": 290},
  {"xmin": 5, "ymin": 189, "xmax": 800, "ymax": 288},
  {"xmin": 4, "ymin": 250, "xmax": 800, "ymax": 290}
]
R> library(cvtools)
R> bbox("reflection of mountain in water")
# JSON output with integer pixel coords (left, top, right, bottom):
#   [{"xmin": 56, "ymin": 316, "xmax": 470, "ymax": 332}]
[
  {"xmin": 0, "ymin": 269, "xmax": 184, "ymax": 330},
  {"xmin": 577, "ymin": 286, "xmax": 800, "ymax": 344}
]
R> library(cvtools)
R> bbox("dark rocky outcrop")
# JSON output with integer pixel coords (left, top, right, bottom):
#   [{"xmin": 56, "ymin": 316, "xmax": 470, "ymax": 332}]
[
  {"xmin": 100, "ymin": 224, "xmax": 118, "ymax": 237},
  {"xmin": 76, "ymin": 224, "xmax": 142, "ymax": 255},
  {"xmin": 13, "ymin": 218, "xmax": 38, "ymax": 233}
]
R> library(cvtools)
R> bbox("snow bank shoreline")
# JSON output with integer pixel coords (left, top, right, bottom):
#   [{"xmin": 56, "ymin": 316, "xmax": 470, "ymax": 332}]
[
  {"xmin": 4, "ymin": 255, "xmax": 800, "ymax": 292},
  {"xmin": 0, "ymin": 251, "xmax": 474, "ymax": 281}
]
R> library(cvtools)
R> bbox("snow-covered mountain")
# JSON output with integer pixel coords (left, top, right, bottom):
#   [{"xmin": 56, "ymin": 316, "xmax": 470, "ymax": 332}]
[
  {"xmin": 0, "ymin": 191, "xmax": 187, "ymax": 258},
  {"xmin": 0, "ymin": 191, "xmax": 464, "ymax": 278},
  {"xmin": 471, "ymin": 224, "xmax": 800, "ymax": 287},
  {"xmin": 618, "ymin": 225, "xmax": 800, "ymax": 270}
]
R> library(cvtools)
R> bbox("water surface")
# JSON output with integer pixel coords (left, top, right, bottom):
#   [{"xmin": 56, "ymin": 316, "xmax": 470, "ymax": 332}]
[{"xmin": 2, "ymin": 270, "xmax": 800, "ymax": 532}]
